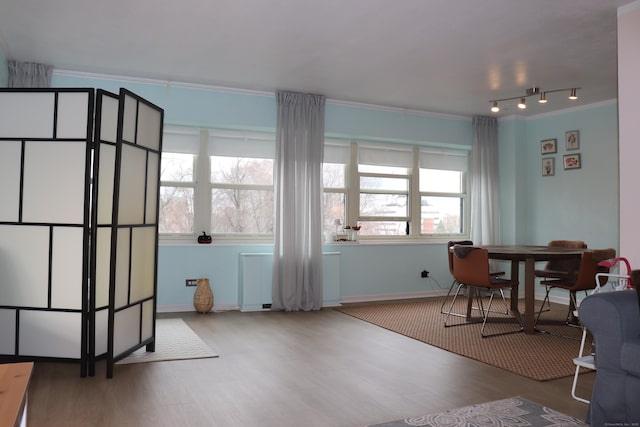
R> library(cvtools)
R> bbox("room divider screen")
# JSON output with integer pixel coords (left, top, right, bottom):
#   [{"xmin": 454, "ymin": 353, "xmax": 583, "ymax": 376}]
[{"xmin": 0, "ymin": 88, "xmax": 163, "ymax": 378}]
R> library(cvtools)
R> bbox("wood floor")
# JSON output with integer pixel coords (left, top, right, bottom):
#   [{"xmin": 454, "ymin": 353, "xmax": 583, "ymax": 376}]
[{"xmin": 27, "ymin": 307, "xmax": 595, "ymax": 427}]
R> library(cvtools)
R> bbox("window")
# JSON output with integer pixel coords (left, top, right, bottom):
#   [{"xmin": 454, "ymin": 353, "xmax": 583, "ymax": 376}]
[
  {"xmin": 159, "ymin": 127, "xmax": 275, "ymax": 240},
  {"xmin": 321, "ymin": 141, "xmax": 469, "ymax": 240},
  {"xmin": 159, "ymin": 127, "xmax": 199, "ymax": 234},
  {"xmin": 159, "ymin": 126, "xmax": 468, "ymax": 242},
  {"xmin": 322, "ymin": 140, "xmax": 349, "ymax": 237},
  {"xmin": 357, "ymin": 144, "xmax": 412, "ymax": 236},
  {"xmin": 418, "ymin": 149, "xmax": 468, "ymax": 235},
  {"xmin": 209, "ymin": 131, "xmax": 275, "ymax": 237}
]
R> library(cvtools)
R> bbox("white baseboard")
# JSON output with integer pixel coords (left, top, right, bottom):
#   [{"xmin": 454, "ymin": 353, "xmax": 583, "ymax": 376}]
[{"xmin": 157, "ymin": 303, "xmax": 240, "ymax": 313}]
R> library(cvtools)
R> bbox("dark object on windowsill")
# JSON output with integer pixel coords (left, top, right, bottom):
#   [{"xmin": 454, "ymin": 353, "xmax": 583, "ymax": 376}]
[{"xmin": 197, "ymin": 232, "xmax": 212, "ymax": 244}]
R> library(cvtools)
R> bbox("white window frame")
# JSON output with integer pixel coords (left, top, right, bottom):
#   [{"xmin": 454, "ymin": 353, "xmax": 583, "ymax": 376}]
[
  {"xmin": 208, "ymin": 129, "xmax": 275, "ymax": 242},
  {"xmin": 160, "ymin": 127, "xmax": 275, "ymax": 243},
  {"xmin": 340, "ymin": 141, "xmax": 469, "ymax": 241},
  {"xmin": 159, "ymin": 126, "xmax": 469, "ymax": 244}
]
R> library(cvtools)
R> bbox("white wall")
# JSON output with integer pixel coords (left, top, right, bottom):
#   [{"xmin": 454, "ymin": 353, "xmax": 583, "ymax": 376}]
[{"xmin": 618, "ymin": 1, "xmax": 640, "ymax": 266}]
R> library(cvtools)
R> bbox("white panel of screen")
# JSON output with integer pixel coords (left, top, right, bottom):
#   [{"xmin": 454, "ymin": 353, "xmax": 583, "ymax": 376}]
[
  {"xmin": 145, "ymin": 152, "xmax": 159, "ymax": 224},
  {"xmin": 141, "ymin": 299, "xmax": 154, "ymax": 342},
  {"xmin": 0, "ymin": 309, "xmax": 17, "ymax": 355},
  {"xmin": 121, "ymin": 94, "xmax": 137, "ymax": 144},
  {"xmin": 20, "ymin": 311, "xmax": 82, "ymax": 358},
  {"xmin": 113, "ymin": 304, "xmax": 141, "ymax": 357},
  {"xmin": 97, "ymin": 143, "xmax": 116, "ymax": 225},
  {"xmin": 22, "ymin": 140, "xmax": 86, "ymax": 224},
  {"xmin": 94, "ymin": 227, "xmax": 112, "ymax": 308},
  {"xmin": 130, "ymin": 226, "xmax": 157, "ymax": 302},
  {"xmin": 95, "ymin": 308, "xmax": 109, "ymax": 356},
  {"xmin": 136, "ymin": 101, "xmax": 162, "ymax": 151},
  {"xmin": 0, "ymin": 92, "xmax": 55, "ymax": 139},
  {"xmin": 99, "ymin": 94, "xmax": 119, "ymax": 144},
  {"xmin": 114, "ymin": 227, "xmax": 131, "ymax": 309},
  {"xmin": 56, "ymin": 92, "xmax": 89, "ymax": 139},
  {"xmin": 0, "ymin": 141, "xmax": 21, "ymax": 222},
  {"xmin": 51, "ymin": 227, "xmax": 84, "ymax": 310},
  {"xmin": 117, "ymin": 145, "xmax": 147, "ymax": 224},
  {"xmin": 0, "ymin": 225, "xmax": 50, "ymax": 308}
]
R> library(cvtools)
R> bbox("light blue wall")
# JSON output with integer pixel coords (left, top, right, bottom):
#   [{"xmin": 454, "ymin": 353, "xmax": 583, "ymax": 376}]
[
  {"xmin": 52, "ymin": 73, "xmax": 472, "ymax": 309},
  {"xmin": 499, "ymin": 102, "xmax": 619, "ymax": 252},
  {"xmin": 0, "ymin": 49, "xmax": 8, "ymax": 87}
]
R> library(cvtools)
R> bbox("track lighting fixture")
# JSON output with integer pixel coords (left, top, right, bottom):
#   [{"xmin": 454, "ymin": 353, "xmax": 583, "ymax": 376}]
[{"xmin": 489, "ymin": 87, "xmax": 579, "ymax": 113}]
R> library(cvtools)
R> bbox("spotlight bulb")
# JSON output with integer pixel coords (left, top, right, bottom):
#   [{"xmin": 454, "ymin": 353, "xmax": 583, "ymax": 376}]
[
  {"xmin": 491, "ymin": 101, "xmax": 499, "ymax": 113},
  {"xmin": 569, "ymin": 88, "xmax": 578, "ymax": 100},
  {"xmin": 538, "ymin": 93, "xmax": 547, "ymax": 104},
  {"xmin": 517, "ymin": 98, "xmax": 526, "ymax": 109}
]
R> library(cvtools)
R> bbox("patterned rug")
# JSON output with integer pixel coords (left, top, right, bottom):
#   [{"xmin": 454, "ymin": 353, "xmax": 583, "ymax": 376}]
[
  {"xmin": 335, "ymin": 297, "xmax": 591, "ymax": 381},
  {"xmin": 368, "ymin": 396, "xmax": 588, "ymax": 427},
  {"xmin": 116, "ymin": 318, "xmax": 218, "ymax": 364}
]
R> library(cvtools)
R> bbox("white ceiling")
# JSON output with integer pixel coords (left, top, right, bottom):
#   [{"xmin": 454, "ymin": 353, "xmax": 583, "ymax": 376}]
[{"xmin": 0, "ymin": 0, "xmax": 634, "ymax": 117}]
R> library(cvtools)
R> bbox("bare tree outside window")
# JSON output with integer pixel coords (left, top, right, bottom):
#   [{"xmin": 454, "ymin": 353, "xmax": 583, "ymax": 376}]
[
  {"xmin": 211, "ymin": 156, "xmax": 274, "ymax": 234},
  {"xmin": 159, "ymin": 152, "xmax": 195, "ymax": 234}
]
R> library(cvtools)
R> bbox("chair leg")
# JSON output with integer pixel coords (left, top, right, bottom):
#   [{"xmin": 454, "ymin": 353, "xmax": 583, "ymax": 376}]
[
  {"xmin": 536, "ymin": 288, "xmax": 583, "ymax": 339},
  {"xmin": 472, "ymin": 288, "xmax": 508, "ymax": 315},
  {"xmin": 480, "ymin": 288, "xmax": 524, "ymax": 338},
  {"xmin": 443, "ymin": 283, "xmax": 466, "ymax": 326},
  {"xmin": 534, "ymin": 285, "xmax": 552, "ymax": 328},
  {"xmin": 440, "ymin": 279, "xmax": 458, "ymax": 314},
  {"xmin": 565, "ymin": 291, "xmax": 584, "ymax": 327},
  {"xmin": 442, "ymin": 282, "xmax": 489, "ymax": 320}
]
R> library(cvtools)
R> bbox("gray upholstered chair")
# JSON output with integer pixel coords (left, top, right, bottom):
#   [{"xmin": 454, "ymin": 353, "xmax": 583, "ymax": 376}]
[{"xmin": 579, "ymin": 289, "xmax": 640, "ymax": 425}]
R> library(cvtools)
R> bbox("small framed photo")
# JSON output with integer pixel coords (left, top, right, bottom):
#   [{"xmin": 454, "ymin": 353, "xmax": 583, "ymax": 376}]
[
  {"xmin": 565, "ymin": 130, "xmax": 580, "ymax": 150},
  {"xmin": 541, "ymin": 138, "xmax": 557, "ymax": 154},
  {"xmin": 563, "ymin": 153, "xmax": 581, "ymax": 170},
  {"xmin": 542, "ymin": 157, "xmax": 555, "ymax": 176}
]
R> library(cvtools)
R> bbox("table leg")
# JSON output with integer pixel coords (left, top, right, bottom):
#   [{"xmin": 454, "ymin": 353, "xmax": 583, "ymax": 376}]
[
  {"xmin": 524, "ymin": 257, "xmax": 536, "ymax": 334},
  {"xmin": 466, "ymin": 288, "xmax": 474, "ymax": 320},
  {"xmin": 509, "ymin": 260, "xmax": 519, "ymax": 312}
]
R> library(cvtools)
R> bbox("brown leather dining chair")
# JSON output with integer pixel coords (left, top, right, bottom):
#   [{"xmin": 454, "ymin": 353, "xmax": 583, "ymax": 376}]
[
  {"xmin": 445, "ymin": 245, "xmax": 523, "ymax": 338},
  {"xmin": 441, "ymin": 240, "xmax": 506, "ymax": 318},
  {"xmin": 534, "ymin": 240, "xmax": 588, "ymax": 280},
  {"xmin": 534, "ymin": 240, "xmax": 588, "ymax": 315},
  {"xmin": 535, "ymin": 248, "xmax": 616, "ymax": 331}
]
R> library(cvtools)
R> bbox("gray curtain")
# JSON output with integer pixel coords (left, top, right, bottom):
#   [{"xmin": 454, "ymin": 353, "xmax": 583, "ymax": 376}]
[
  {"xmin": 272, "ymin": 90, "xmax": 326, "ymax": 311},
  {"xmin": 8, "ymin": 60, "xmax": 53, "ymax": 88},
  {"xmin": 470, "ymin": 116, "xmax": 500, "ymax": 245}
]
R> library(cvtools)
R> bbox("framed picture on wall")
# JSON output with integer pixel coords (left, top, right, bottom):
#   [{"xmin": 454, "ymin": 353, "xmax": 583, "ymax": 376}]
[
  {"xmin": 565, "ymin": 130, "xmax": 580, "ymax": 150},
  {"xmin": 563, "ymin": 153, "xmax": 581, "ymax": 170},
  {"xmin": 542, "ymin": 157, "xmax": 555, "ymax": 176},
  {"xmin": 541, "ymin": 138, "xmax": 557, "ymax": 154}
]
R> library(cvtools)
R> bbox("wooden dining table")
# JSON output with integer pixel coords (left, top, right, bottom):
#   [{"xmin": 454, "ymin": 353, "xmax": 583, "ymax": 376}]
[{"xmin": 476, "ymin": 244, "xmax": 587, "ymax": 334}]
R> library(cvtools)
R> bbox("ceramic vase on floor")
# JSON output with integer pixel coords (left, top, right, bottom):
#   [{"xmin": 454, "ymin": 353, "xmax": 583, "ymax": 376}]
[{"xmin": 193, "ymin": 278, "xmax": 214, "ymax": 313}]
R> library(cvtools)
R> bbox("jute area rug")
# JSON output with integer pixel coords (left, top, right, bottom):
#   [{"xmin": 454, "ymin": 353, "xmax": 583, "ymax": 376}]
[
  {"xmin": 335, "ymin": 297, "xmax": 590, "ymax": 381},
  {"xmin": 117, "ymin": 318, "xmax": 218, "ymax": 364},
  {"xmin": 368, "ymin": 396, "xmax": 588, "ymax": 427}
]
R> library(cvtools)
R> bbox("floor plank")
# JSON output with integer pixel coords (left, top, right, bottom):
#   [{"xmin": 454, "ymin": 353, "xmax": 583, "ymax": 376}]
[{"xmin": 27, "ymin": 308, "xmax": 594, "ymax": 426}]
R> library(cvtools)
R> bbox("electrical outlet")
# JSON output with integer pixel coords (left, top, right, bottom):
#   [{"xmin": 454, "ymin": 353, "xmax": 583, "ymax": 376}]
[
  {"xmin": 421, "ymin": 270, "xmax": 429, "ymax": 278},
  {"xmin": 185, "ymin": 279, "xmax": 198, "ymax": 287}
]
